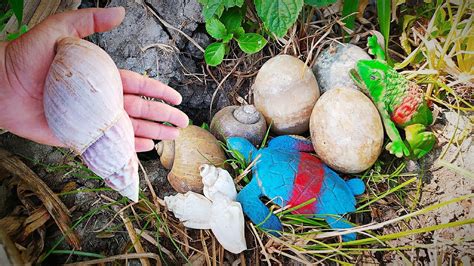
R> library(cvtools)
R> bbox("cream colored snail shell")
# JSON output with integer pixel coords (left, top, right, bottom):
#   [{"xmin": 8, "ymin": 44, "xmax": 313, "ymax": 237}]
[
  {"xmin": 210, "ymin": 105, "xmax": 267, "ymax": 146},
  {"xmin": 156, "ymin": 125, "xmax": 226, "ymax": 193},
  {"xmin": 43, "ymin": 37, "xmax": 139, "ymax": 202}
]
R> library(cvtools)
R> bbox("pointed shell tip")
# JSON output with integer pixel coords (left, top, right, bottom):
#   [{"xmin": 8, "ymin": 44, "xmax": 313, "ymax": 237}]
[{"xmin": 119, "ymin": 186, "xmax": 140, "ymax": 202}]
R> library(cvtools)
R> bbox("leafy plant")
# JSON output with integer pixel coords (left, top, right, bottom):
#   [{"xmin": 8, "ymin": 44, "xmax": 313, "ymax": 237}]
[
  {"xmin": 199, "ymin": 0, "xmax": 337, "ymax": 66},
  {"xmin": 199, "ymin": 1, "xmax": 267, "ymax": 66},
  {"xmin": 254, "ymin": 0, "xmax": 304, "ymax": 37}
]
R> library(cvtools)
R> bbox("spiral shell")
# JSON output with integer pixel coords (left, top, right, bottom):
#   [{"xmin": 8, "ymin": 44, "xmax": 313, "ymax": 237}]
[
  {"xmin": 210, "ymin": 105, "xmax": 267, "ymax": 146},
  {"xmin": 200, "ymin": 164, "xmax": 237, "ymax": 201},
  {"xmin": 164, "ymin": 165, "xmax": 246, "ymax": 254},
  {"xmin": 44, "ymin": 37, "xmax": 139, "ymax": 202},
  {"xmin": 156, "ymin": 125, "xmax": 226, "ymax": 193}
]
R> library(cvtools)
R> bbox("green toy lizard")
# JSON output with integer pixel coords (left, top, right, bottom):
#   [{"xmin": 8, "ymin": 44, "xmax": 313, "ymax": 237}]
[{"xmin": 350, "ymin": 35, "xmax": 436, "ymax": 159}]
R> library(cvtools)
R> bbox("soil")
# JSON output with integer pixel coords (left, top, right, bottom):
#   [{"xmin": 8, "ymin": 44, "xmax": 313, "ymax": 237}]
[{"xmin": 380, "ymin": 111, "xmax": 473, "ymax": 265}]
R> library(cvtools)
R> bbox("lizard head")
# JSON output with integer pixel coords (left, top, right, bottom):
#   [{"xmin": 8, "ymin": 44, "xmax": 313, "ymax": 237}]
[{"xmin": 350, "ymin": 59, "xmax": 390, "ymax": 101}]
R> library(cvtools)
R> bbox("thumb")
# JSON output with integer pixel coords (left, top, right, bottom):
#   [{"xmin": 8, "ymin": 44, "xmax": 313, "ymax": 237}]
[
  {"xmin": 4, "ymin": 7, "xmax": 125, "ymax": 90},
  {"xmin": 45, "ymin": 7, "xmax": 126, "ymax": 38}
]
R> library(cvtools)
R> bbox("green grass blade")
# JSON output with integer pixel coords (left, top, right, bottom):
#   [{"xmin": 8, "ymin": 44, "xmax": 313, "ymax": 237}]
[
  {"xmin": 38, "ymin": 199, "xmax": 127, "ymax": 262},
  {"xmin": 357, "ymin": 177, "xmax": 417, "ymax": 211},
  {"xmin": 57, "ymin": 187, "xmax": 113, "ymax": 196},
  {"xmin": 50, "ymin": 250, "xmax": 105, "ymax": 259},
  {"xmin": 341, "ymin": 0, "xmax": 359, "ymax": 42},
  {"xmin": 376, "ymin": 0, "xmax": 391, "ymax": 51},
  {"xmin": 348, "ymin": 218, "xmax": 473, "ymax": 246}
]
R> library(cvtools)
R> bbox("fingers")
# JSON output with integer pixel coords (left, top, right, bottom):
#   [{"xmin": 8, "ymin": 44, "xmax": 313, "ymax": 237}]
[
  {"xmin": 124, "ymin": 95, "xmax": 189, "ymax": 128},
  {"xmin": 135, "ymin": 137, "xmax": 155, "ymax": 152},
  {"xmin": 120, "ymin": 70, "xmax": 182, "ymax": 105},
  {"xmin": 131, "ymin": 118, "xmax": 180, "ymax": 140},
  {"xmin": 50, "ymin": 7, "xmax": 125, "ymax": 38}
]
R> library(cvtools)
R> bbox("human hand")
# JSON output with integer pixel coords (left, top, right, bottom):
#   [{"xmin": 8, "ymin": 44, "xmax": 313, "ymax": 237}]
[{"xmin": 0, "ymin": 7, "xmax": 189, "ymax": 152}]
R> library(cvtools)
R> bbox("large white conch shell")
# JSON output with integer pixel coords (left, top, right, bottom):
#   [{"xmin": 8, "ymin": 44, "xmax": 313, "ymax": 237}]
[
  {"xmin": 164, "ymin": 165, "xmax": 246, "ymax": 254},
  {"xmin": 43, "ymin": 37, "xmax": 139, "ymax": 202}
]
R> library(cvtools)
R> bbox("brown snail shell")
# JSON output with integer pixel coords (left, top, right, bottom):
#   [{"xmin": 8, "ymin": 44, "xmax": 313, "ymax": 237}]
[
  {"xmin": 210, "ymin": 105, "xmax": 267, "ymax": 146},
  {"xmin": 156, "ymin": 125, "xmax": 226, "ymax": 193}
]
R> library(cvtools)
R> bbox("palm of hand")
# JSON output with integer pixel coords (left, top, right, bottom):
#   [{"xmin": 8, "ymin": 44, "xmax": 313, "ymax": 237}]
[
  {"xmin": 0, "ymin": 8, "xmax": 189, "ymax": 152},
  {"xmin": 2, "ymin": 25, "xmax": 61, "ymax": 146}
]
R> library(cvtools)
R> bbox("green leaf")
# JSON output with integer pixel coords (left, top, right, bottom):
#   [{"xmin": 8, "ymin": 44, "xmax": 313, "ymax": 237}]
[
  {"xmin": 222, "ymin": 33, "xmax": 233, "ymax": 43},
  {"xmin": 254, "ymin": 0, "xmax": 304, "ymax": 38},
  {"xmin": 234, "ymin": 27, "xmax": 245, "ymax": 38},
  {"xmin": 400, "ymin": 15, "xmax": 416, "ymax": 54},
  {"xmin": 7, "ymin": 0, "xmax": 23, "ymax": 27},
  {"xmin": 224, "ymin": 43, "xmax": 230, "ymax": 54},
  {"xmin": 0, "ymin": 9, "xmax": 13, "ymax": 24},
  {"xmin": 202, "ymin": 0, "xmax": 224, "ymax": 21},
  {"xmin": 224, "ymin": 0, "xmax": 244, "ymax": 8},
  {"xmin": 236, "ymin": 33, "xmax": 267, "ymax": 54},
  {"xmin": 341, "ymin": 0, "xmax": 359, "ymax": 41},
  {"xmin": 221, "ymin": 7, "xmax": 243, "ymax": 33},
  {"xmin": 205, "ymin": 42, "xmax": 225, "ymax": 66},
  {"xmin": 304, "ymin": 0, "xmax": 336, "ymax": 7},
  {"xmin": 376, "ymin": 0, "xmax": 391, "ymax": 51},
  {"xmin": 200, "ymin": 122, "xmax": 210, "ymax": 130},
  {"xmin": 205, "ymin": 18, "xmax": 227, "ymax": 39},
  {"xmin": 215, "ymin": 4, "xmax": 225, "ymax": 18}
]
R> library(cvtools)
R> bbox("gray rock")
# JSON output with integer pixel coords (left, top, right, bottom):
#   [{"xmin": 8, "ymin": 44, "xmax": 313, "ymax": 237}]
[
  {"xmin": 312, "ymin": 42, "xmax": 370, "ymax": 94},
  {"xmin": 99, "ymin": 0, "xmax": 227, "ymax": 124},
  {"xmin": 186, "ymin": 31, "xmax": 209, "ymax": 59},
  {"xmin": 139, "ymin": 159, "xmax": 176, "ymax": 198},
  {"xmin": 99, "ymin": 0, "xmax": 176, "ymax": 83},
  {"xmin": 148, "ymin": 0, "xmax": 203, "ymax": 48}
]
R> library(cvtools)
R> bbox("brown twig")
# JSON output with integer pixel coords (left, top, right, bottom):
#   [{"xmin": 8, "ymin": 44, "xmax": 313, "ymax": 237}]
[{"xmin": 120, "ymin": 212, "xmax": 154, "ymax": 266}]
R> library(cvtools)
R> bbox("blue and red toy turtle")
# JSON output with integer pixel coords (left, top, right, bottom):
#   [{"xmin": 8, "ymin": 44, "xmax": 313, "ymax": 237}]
[{"xmin": 227, "ymin": 135, "xmax": 365, "ymax": 241}]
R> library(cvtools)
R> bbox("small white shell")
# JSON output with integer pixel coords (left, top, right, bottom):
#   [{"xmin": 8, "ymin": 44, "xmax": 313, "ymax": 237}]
[
  {"xmin": 200, "ymin": 164, "xmax": 237, "ymax": 201},
  {"xmin": 210, "ymin": 199, "xmax": 247, "ymax": 254},
  {"xmin": 44, "ymin": 37, "xmax": 139, "ymax": 201},
  {"xmin": 164, "ymin": 192, "xmax": 212, "ymax": 229},
  {"xmin": 165, "ymin": 166, "xmax": 246, "ymax": 254}
]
